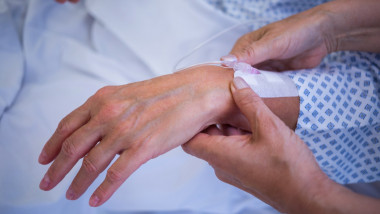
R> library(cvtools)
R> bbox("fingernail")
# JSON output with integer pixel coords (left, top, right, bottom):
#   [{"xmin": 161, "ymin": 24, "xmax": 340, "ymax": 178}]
[
  {"xmin": 221, "ymin": 54, "xmax": 238, "ymax": 67},
  {"xmin": 221, "ymin": 54, "xmax": 237, "ymax": 62},
  {"xmin": 40, "ymin": 174, "xmax": 50, "ymax": 190},
  {"xmin": 38, "ymin": 151, "xmax": 47, "ymax": 163},
  {"xmin": 66, "ymin": 188, "xmax": 76, "ymax": 200},
  {"xmin": 233, "ymin": 77, "xmax": 249, "ymax": 89},
  {"xmin": 89, "ymin": 195, "xmax": 100, "ymax": 207}
]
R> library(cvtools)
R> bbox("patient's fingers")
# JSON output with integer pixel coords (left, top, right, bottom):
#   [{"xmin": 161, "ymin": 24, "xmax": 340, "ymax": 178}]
[
  {"xmin": 66, "ymin": 140, "xmax": 117, "ymax": 200},
  {"xmin": 39, "ymin": 121, "xmax": 101, "ymax": 191},
  {"xmin": 89, "ymin": 149, "xmax": 147, "ymax": 207},
  {"xmin": 39, "ymin": 104, "xmax": 90, "ymax": 165},
  {"xmin": 203, "ymin": 125, "xmax": 223, "ymax": 135}
]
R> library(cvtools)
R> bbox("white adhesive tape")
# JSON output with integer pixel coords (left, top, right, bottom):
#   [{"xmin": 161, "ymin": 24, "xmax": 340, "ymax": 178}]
[{"xmin": 234, "ymin": 70, "xmax": 299, "ymax": 98}]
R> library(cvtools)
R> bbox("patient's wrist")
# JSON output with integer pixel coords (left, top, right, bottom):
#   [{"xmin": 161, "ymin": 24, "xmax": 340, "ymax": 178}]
[
  {"xmin": 181, "ymin": 66, "xmax": 236, "ymax": 126},
  {"xmin": 177, "ymin": 66, "xmax": 300, "ymax": 130}
]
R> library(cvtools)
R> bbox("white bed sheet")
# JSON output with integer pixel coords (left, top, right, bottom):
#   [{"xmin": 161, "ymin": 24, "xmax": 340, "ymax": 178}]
[
  {"xmin": 0, "ymin": 0, "xmax": 24, "ymax": 118},
  {"xmin": 0, "ymin": 0, "xmax": 278, "ymax": 213}
]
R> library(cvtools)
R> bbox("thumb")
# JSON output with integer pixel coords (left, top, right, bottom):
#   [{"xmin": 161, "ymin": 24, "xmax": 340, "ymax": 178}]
[
  {"xmin": 222, "ymin": 36, "xmax": 271, "ymax": 66},
  {"xmin": 230, "ymin": 77, "xmax": 277, "ymax": 131}
]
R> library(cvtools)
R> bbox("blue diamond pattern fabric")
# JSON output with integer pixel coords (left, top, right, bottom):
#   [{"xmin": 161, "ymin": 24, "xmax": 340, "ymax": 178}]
[{"xmin": 206, "ymin": 0, "xmax": 380, "ymax": 184}]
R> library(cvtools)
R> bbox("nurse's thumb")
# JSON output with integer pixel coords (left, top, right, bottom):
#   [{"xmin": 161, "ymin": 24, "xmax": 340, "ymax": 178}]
[{"xmin": 230, "ymin": 77, "xmax": 274, "ymax": 131}]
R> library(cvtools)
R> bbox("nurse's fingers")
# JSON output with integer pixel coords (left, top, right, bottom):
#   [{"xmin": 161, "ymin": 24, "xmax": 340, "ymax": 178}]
[
  {"xmin": 203, "ymin": 125, "xmax": 223, "ymax": 135},
  {"xmin": 219, "ymin": 124, "xmax": 248, "ymax": 136},
  {"xmin": 39, "ymin": 103, "xmax": 90, "ymax": 165},
  {"xmin": 89, "ymin": 149, "xmax": 148, "ymax": 207},
  {"xmin": 183, "ymin": 133, "xmax": 248, "ymax": 167},
  {"xmin": 39, "ymin": 122, "xmax": 101, "ymax": 191},
  {"xmin": 66, "ymin": 140, "xmax": 117, "ymax": 200},
  {"xmin": 183, "ymin": 133, "xmax": 226, "ymax": 161}
]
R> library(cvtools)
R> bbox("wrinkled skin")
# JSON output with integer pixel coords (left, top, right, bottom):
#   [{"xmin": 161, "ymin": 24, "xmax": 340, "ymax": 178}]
[{"xmin": 38, "ymin": 67, "xmax": 239, "ymax": 206}]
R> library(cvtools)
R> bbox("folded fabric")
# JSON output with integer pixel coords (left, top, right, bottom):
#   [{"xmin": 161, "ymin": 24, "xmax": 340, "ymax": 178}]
[
  {"xmin": 0, "ymin": 0, "xmax": 25, "ymax": 118},
  {"xmin": 0, "ymin": 0, "xmax": 278, "ymax": 213}
]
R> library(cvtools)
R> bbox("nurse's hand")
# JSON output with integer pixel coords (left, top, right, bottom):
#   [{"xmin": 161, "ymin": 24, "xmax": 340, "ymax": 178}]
[
  {"xmin": 224, "ymin": 0, "xmax": 380, "ymax": 71},
  {"xmin": 38, "ymin": 67, "xmax": 237, "ymax": 207},
  {"xmin": 183, "ymin": 77, "xmax": 327, "ymax": 212},
  {"xmin": 183, "ymin": 77, "xmax": 380, "ymax": 213},
  {"xmin": 223, "ymin": 8, "xmax": 330, "ymax": 71}
]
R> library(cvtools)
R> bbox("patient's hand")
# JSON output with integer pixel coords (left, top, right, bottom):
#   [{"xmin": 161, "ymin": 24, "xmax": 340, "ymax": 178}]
[{"xmin": 38, "ymin": 66, "xmax": 299, "ymax": 207}]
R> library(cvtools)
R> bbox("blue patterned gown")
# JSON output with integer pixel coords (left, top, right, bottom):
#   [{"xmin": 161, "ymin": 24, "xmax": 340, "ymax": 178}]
[{"xmin": 207, "ymin": 0, "xmax": 380, "ymax": 184}]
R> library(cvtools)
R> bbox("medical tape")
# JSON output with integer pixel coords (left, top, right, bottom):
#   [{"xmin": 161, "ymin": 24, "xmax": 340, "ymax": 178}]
[{"xmin": 233, "ymin": 62, "xmax": 299, "ymax": 98}]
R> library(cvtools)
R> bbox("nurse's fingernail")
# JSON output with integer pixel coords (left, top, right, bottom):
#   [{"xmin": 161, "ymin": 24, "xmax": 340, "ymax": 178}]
[
  {"xmin": 66, "ymin": 188, "xmax": 76, "ymax": 200},
  {"xmin": 40, "ymin": 174, "xmax": 50, "ymax": 190},
  {"xmin": 89, "ymin": 195, "xmax": 100, "ymax": 207},
  {"xmin": 233, "ymin": 77, "xmax": 249, "ymax": 89},
  {"xmin": 38, "ymin": 151, "xmax": 47, "ymax": 163},
  {"xmin": 221, "ymin": 54, "xmax": 237, "ymax": 62}
]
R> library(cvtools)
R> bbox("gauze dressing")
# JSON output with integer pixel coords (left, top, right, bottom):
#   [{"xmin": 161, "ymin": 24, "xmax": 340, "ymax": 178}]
[{"xmin": 232, "ymin": 62, "xmax": 298, "ymax": 98}]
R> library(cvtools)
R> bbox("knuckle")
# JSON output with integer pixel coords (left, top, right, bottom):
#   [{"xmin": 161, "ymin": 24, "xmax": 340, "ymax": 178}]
[
  {"xmin": 95, "ymin": 86, "xmax": 114, "ymax": 98},
  {"xmin": 91, "ymin": 86, "xmax": 116, "ymax": 104},
  {"xmin": 244, "ymin": 46, "xmax": 257, "ymax": 59},
  {"xmin": 57, "ymin": 119, "xmax": 71, "ymax": 136},
  {"xmin": 106, "ymin": 168, "xmax": 124, "ymax": 184},
  {"xmin": 61, "ymin": 138, "xmax": 77, "ymax": 157},
  {"xmin": 82, "ymin": 157, "xmax": 99, "ymax": 174}
]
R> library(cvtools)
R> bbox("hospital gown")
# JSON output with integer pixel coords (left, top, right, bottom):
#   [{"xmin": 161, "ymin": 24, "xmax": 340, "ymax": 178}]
[{"xmin": 207, "ymin": 0, "xmax": 380, "ymax": 184}]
